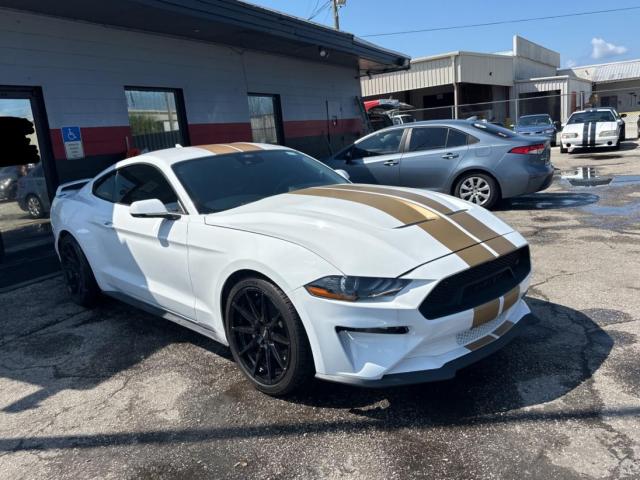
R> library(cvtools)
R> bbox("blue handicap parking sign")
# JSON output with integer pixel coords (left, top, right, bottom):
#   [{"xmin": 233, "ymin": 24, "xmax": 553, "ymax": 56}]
[{"xmin": 62, "ymin": 126, "xmax": 82, "ymax": 143}]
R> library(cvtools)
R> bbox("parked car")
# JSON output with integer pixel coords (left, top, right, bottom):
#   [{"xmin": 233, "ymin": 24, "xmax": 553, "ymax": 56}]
[
  {"xmin": 560, "ymin": 108, "xmax": 622, "ymax": 153},
  {"xmin": 51, "ymin": 142, "xmax": 533, "ymax": 395},
  {"xmin": 598, "ymin": 106, "xmax": 626, "ymax": 141},
  {"xmin": 325, "ymin": 120, "xmax": 554, "ymax": 209},
  {"xmin": 0, "ymin": 166, "xmax": 21, "ymax": 201},
  {"xmin": 16, "ymin": 163, "xmax": 50, "ymax": 218},
  {"xmin": 514, "ymin": 114, "xmax": 558, "ymax": 146}
]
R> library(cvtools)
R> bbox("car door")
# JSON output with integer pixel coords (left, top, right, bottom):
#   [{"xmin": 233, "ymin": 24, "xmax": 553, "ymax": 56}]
[
  {"xmin": 336, "ymin": 128, "xmax": 406, "ymax": 185},
  {"xmin": 96, "ymin": 164, "xmax": 195, "ymax": 319},
  {"xmin": 399, "ymin": 127, "xmax": 469, "ymax": 191}
]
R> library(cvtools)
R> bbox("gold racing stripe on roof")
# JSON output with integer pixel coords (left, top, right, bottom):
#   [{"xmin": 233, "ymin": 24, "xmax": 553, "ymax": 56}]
[
  {"xmin": 330, "ymin": 184, "xmax": 454, "ymax": 214},
  {"xmin": 292, "ymin": 187, "xmax": 435, "ymax": 224},
  {"xmin": 197, "ymin": 144, "xmax": 241, "ymax": 154},
  {"xmin": 472, "ymin": 298, "xmax": 501, "ymax": 327},
  {"xmin": 230, "ymin": 142, "xmax": 263, "ymax": 151}
]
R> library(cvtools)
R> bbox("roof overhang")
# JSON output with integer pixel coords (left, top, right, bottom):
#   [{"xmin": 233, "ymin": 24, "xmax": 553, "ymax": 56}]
[{"xmin": 0, "ymin": 0, "xmax": 409, "ymax": 76}]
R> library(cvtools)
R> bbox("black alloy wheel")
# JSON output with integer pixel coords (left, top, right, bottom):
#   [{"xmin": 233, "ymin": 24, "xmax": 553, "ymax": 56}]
[
  {"xmin": 226, "ymin": 278, "xmax": 313, "ymax": 395},
  {"xmin": 58, "ymin": 235, "xmax": 100, "ymax": 307}
]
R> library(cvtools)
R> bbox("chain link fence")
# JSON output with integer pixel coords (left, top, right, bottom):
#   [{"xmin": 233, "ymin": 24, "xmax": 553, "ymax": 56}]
[{"xmin": 381, "ymin": 87, "xmax": 640, "ymax": 139}]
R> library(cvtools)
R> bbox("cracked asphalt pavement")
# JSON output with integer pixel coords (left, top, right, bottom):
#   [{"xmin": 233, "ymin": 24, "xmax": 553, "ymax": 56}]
[{"xmin": 1, "ymin": 142, "xmax": 639, "ymax": 479}]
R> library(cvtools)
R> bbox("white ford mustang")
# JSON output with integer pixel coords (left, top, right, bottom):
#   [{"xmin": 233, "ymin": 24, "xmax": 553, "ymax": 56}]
[
  {"xmin": 560, "ymin": 108, "xmax": 622, "ymax": 153},
  {"xmin": 51, "ymin": 143, "xmax": 533, "ymax": 395}
]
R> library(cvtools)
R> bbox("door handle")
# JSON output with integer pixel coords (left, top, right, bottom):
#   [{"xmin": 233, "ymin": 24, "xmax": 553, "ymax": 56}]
[
  {"xmin": 441, "ymin": 153, "xmax": 459, "ymax": 159},
  {"xmin": 383, "ymin": 159, "xmax": 399, "ymax": 166}
]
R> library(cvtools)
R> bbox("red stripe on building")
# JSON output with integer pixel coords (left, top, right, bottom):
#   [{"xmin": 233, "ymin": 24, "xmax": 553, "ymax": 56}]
[
  {"xmin": 189, "ymin": 123, "xmax": 252, "ymax": 145},
  {"xmin": 50, "ymin": 126, "xmax": 131, "ymax": 160},
  {"xmin": 283, "ymin": 118, "xmax": 363, "ymax": 139},
  {"xmin": 49, "ymin": 118, "xmax": 363, "ymax": 160}
]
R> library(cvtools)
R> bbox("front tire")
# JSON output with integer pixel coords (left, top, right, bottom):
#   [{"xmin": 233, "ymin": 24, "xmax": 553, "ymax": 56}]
[
  {"xmin": 26, "ymin": 195, "xmax": 44, "ymax": 219},
  {"xmin": 454, "ymin": 173, "xmax": 499, "ymax": 209},
  {"xmin": 225, "ymin": 277, "xmax": 314, "ymax": 396},
  {"xmin": 560, "ymin": 145, "xmax": 568, "ymax": 154},
  {"xmin": 59, "ymin": 235, "xmax": 100, "ymax": 308}
]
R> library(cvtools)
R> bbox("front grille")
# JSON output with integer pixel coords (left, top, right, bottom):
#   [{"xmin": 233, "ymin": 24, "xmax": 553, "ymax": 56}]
[{"xmin": 419, "ymin": 246, "xmax": 530, "ymax": 320}]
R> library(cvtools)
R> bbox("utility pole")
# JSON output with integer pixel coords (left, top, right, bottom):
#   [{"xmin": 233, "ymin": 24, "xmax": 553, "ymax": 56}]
[{"xmin": 332, "ymin": 0, "xmax": 345, "ymax": 30}]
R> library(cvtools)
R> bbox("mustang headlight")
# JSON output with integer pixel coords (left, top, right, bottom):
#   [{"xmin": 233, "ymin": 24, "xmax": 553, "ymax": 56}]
[
  {"xmin": 599, "ymin": 130, "xmax": 617, "ymax": 137},
  {"xmin": 305, "ymin": 276, "xmax": 410, "ymax": 301},
  {"xmin": 0, "ymin": 178, "xmax": 11, "ymax": 188},
  {"xmin": 561, "ymin": 132, "xmax": 578, "ymax": 139}
]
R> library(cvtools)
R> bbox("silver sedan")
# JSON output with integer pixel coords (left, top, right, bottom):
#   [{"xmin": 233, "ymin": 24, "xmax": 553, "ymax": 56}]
[{"xmin": 325, "ymin": 120, "xmax": 554, "ymax": 209}]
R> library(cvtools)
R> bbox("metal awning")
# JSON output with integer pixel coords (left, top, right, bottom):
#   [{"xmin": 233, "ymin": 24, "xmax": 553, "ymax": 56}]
[{"xmin": 0, "ymin": 0, "xmax": 409, "ymax": 75}]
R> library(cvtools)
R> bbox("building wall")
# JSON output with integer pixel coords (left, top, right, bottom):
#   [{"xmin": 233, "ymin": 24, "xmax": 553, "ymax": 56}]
[
  {"xmin": 593, "ymin": 79, "xmax": 640, "ymax": 112},
  {"xmin": 0, "ymin": 8, "xmax": 363, "ymax": 178},
  {"xmin": 360, "ymin": 56, "xmax": 454, "ymax": 97},
  {"xmin": 457, "ymin": 53, "xmax": 513, "ymax": 86},
  {"xmin": 515, "ymin": 77, "xmax": 592, "ymax": 121}
]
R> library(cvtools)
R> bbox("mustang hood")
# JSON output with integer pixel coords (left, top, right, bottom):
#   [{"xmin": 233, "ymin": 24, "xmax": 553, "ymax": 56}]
[{"xmin": 205, "ymin": 184, "xmax": 515, "ymax": 277}]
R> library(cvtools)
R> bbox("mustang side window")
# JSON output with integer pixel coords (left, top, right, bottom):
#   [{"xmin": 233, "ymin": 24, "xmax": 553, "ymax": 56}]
[
  {"xmin": 92, "ymin": 171, "xmax": 117, "ymax": 202},
  {"xmin": 115, "ymin": 164, "xmax": 182, "ymax": 213}
]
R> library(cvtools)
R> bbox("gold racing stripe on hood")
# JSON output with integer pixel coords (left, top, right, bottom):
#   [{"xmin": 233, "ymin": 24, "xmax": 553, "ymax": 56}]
[
  {"xmin": 292, "ymin": 187, "xmax": 437, "ymax": 224},
  {"xmin": 329, "ymin": 184, "xmax": 454, "ymax": 214},
  {"xmin": 329, "ymin": 184, "xmax": 516, "ymax": 250},
  {"xmin": 295, "ymin": 186, "xmax": 502, "ymax": 260},
  {"xmin": 484, "ymin": 236, "xmax": 518, "ymax": 256}
]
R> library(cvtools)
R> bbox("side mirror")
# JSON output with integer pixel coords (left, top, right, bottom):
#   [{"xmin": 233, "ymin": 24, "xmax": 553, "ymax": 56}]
[
  {"xmin": 129, "ymin": 199, "xmax": 179, "ymax": 220},
  {"xmin": 621, "ymin": 113, "xmax": 627, "ymax": 118},
  {"xmin": 554, "ymin": 121, "xmax": 561, "ymax": 128},
  {"xmin": 335, "ymin": 169, "xmax": 350, "ymax": 181}
]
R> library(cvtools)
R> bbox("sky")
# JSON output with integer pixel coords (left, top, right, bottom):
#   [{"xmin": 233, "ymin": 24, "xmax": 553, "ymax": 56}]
[{"xmin": 246, "ymin": 0, "xmax": 639, "ymax": 67}]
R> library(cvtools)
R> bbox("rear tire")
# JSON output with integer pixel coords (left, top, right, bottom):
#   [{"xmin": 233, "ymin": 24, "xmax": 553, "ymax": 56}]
[
  {"xmin": 614, "ymin": 140, "xmax": 621, "ymax": 151},
  {"xmin": 225, "ymin": 277, "xmax": 314, "ymax": 396},
  {"xmin": 454, "ymin": 173, "xmax": 499, "ymax": 210},
  {"xmin": 59, "ymin": 235, "xmax": 100, "ymax": 308},
  {"xmin": 26, "ymin": 195, "xmax": 44, "ymax": 219}
]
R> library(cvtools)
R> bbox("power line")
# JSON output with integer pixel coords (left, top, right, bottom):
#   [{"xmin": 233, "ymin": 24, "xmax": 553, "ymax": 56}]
[
  {"xmin": 308, "ymin": 0, "xmax": 331, "ymax": 21},
  {"xmin": 361, "ymin": 6, "xmax": 640, "ymax": 37}
]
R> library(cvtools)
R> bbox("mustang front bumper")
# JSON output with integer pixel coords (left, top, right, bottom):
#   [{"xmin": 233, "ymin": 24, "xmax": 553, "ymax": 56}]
[
  {"xmin": 563, "ymin": 135, "xmax": 618, "ymax": 150},
  {"xmin": 290, "ymin": 233, "xmax": 532, "ymax": 387}
]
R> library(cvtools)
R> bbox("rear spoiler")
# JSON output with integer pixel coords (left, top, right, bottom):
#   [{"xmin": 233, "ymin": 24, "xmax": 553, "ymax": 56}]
[{"xmin": 55, "ymin": 178, "xmax": 92, "ymax": 197}]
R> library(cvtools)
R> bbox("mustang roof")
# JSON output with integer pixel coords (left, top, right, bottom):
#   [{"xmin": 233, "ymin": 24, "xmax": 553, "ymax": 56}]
[{"xmin": 123, "ymin": 143, "xmax": 290, "ymax": 168}]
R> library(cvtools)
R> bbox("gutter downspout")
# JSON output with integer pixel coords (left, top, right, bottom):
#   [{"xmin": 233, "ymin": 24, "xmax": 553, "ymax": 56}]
[{"xmin": 451, "ymin": 54, "xmax": 459, "ymax": 119}]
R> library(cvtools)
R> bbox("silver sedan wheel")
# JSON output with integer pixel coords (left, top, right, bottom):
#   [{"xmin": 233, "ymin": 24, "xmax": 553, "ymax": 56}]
[
  {"xmin": 459, "ymin": 177, "xmax": 491, "ymax": 206},
  {"xmin": 27, "ymin": 196, "xmax": 42, "ymax": 218}
]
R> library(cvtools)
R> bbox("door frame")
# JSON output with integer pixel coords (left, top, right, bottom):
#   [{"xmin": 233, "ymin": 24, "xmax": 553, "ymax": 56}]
[{"xmin": 0, "ymin": 85, "xmax": 58, "ymax": 201}]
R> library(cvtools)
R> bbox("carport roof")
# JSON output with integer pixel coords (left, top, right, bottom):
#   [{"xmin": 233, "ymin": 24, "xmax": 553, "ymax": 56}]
[{"xmin": 0, "ymin": 0, "xmax": 410, "ymax": 76}]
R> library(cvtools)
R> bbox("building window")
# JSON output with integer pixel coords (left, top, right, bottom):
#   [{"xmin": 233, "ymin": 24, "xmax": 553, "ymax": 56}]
[
  {"xmin": 125, "ymin": 87, "xmax": 188, "ymax": 152},
  {"xmin": 247, "ymin": 94, "xmax": 283, "ymax": 144}
]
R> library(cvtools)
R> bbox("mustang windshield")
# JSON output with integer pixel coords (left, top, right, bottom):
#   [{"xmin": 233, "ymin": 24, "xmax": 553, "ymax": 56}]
[
  {"xmin": 173, "ymin": 149, "xmax": 348, "ymax": 213},
  {"xmin": 568, "ymin": 111, "xmax": 615, "ymax": 124}
]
